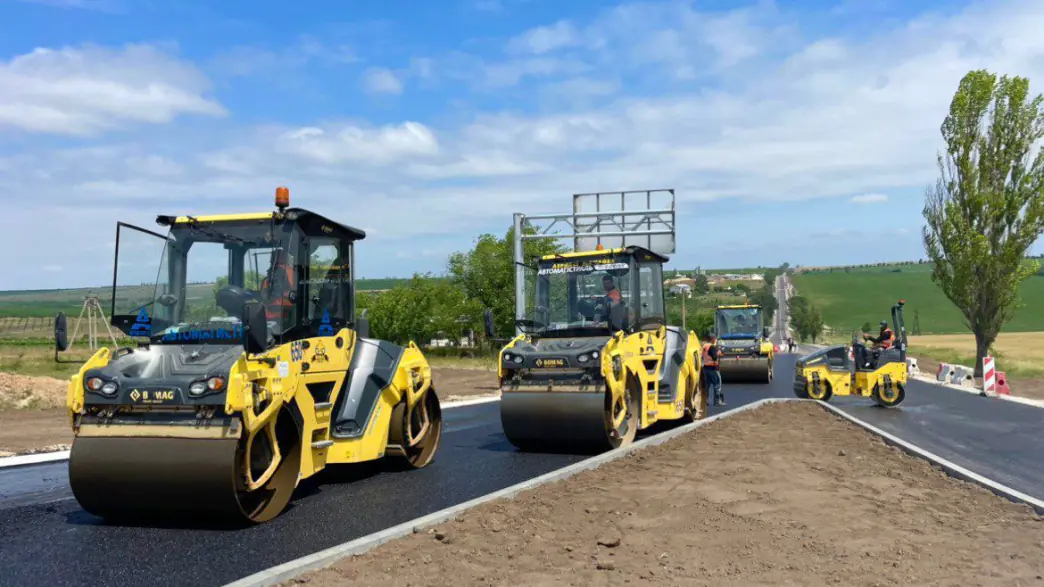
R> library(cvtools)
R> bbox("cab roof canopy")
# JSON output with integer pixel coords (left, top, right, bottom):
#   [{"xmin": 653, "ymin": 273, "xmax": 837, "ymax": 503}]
[
  {"xmin": 155, "ymin": 207, "xmax": 367, "ymax": 241},
  {"xmin": 538, "ymin": 245, "xmax": 669, "ymax": 264}
]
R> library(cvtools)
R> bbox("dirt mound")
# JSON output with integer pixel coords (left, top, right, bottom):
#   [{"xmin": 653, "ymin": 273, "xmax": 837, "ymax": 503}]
[
  {"xmin": 291, "ymin": 401, "xmax": 1044, "ymax": 587},
  {"xmin": 0, "ymin": 372, "xmax": 67, "ymax": 410}
]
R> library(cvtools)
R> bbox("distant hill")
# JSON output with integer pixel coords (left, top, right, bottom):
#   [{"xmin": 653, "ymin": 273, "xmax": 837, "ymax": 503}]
[{"xmin": 0, "ymin": 278, "xmax": 424, "ymax": 317}]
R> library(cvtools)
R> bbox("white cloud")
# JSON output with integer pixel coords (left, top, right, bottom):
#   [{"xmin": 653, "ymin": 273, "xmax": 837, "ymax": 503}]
[
  {"xmin": 507, "ymin": 20, "xmax": 579, "ymax": 54},
  {"xmin": 362, "ymin": 67, "xmax": 404, "ymax": 95},
  {"xmin": 850, "ymin": 193, "xmax": 889, "ymax": 204},
  {"xmin": 0, "ymin": 44, "xmax": 226, "ymax": 136},
  {"xmin": 276, "ymin": 122, "xmax": 439, "ymax": 165},
  {"xmin": 5, "ymin": 0, "xmax": 1044, "ymax": 290}
]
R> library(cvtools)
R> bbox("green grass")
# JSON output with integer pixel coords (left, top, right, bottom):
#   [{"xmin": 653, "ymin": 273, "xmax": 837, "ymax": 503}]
[{"xmin": 791, "ymin": 269, "xmax": 1044, "ymax": 335}]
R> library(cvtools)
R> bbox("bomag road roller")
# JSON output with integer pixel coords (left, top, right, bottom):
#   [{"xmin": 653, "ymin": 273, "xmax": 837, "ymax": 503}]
[
  {"xmin": 491, "ymin": 245, "xmax": 704, "ymax": 453},
  {"xmin": 713, "ymin": 303, "xmax": 774, "ymax": 383},
  {"xmin": 52, "ymin": 187, "xmax": 442, "ymax": 525},
  {"xmin": 793, "ymin": 299, "xmax": 908, "ymax": 408}
]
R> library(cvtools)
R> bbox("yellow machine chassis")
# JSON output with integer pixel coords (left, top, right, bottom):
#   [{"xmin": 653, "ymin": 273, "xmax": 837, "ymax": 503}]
[
  {"xmin": 795, "ymin": 360, "xmax": 907, "ymax": 408},
  {"xmin": 497, "ymin": 325, "xmax": 705, "ymax": 452},
  {"xmin": 65, "ymin": 327, "xmax": 442, "ymax": 524}
]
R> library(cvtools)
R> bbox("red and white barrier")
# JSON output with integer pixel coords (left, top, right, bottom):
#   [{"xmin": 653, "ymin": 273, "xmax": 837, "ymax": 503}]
[{"xmin": 983, "ymin": 356, "xmax": 996, "ymax": 396}]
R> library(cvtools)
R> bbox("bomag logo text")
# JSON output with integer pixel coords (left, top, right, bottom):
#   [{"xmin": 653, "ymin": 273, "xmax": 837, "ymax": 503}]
[{"xmin": 535, "ymin": 358, "xmax": 566, "ymax": 368}]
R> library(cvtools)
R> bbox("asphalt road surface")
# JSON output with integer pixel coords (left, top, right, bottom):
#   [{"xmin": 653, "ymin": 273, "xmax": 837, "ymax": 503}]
[{"xmin": 1, "ymin": 355, "xmax": 1041, "ymax": 587}]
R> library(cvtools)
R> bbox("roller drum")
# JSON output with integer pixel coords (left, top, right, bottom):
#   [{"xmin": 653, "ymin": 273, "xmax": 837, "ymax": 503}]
[
  {"xmin": 717, "ymin": 357, "xmax": 772, "ymax": 383},
  {"xmin": 500, "ymin": 392, "xmax": 627, "ymax": 453},
  {"xmin": 68, "ymin": 432, "xmax": 300, "ymax": 525}
]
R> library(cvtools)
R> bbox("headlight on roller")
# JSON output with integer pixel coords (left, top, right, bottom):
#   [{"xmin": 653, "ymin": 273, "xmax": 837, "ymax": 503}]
[
  {"xmin": 100, "ymin": 381, "xmax": 118, "ymax": 396},
  {"xmin": 189, "ymin": 376, "xmax": 226, "ymax": 397}
]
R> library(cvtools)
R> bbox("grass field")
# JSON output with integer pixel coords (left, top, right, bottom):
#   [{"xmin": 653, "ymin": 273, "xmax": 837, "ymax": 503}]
[
  {"xmin": 906, "ymin": 333, "xmax": 1044, "ymax": 378},
  {"xmin": 791, "ymin": 268, "xmax": 1044, "ymax": 334}
]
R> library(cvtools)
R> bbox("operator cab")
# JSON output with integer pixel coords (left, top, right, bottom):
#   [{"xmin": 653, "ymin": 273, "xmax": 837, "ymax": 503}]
[
  {"xmin": 516, "ymin": 245, "xmax": 667, "ymax": 339},
  {"xmin": 103, "ymin": 187, "xmax": 363, "ymax": 348},
  {"xmin": 715, "ymin": 305, "xmax": 769, "ymax": 342}
]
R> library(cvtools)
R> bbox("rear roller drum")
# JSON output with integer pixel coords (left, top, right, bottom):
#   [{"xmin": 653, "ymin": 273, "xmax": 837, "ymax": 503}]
[
  {"xmin": 68, "ymin": 411, "xmax": 302, "ymax": 526},
  {"xmin": 806, "ymin": 378, "xmax": 832, "ymax": 402}
]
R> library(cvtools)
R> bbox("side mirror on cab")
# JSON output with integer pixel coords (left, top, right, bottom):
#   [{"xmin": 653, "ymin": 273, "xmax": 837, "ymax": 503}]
[
  {"xmin": 483, "ymin": 308, "xmax": 496, "ymax": 340},
  {"xmin": 356, "ymin": 309, "xmax": 371, "ymax": 339},
  {"xmin": 243, "ymin": 301, "xmax": 269, "ymax": 357},
  {"xmin": 54, "ymin": 312, "xmax": 69, "ymax": 353},
  {"xmin": 53, "ymin": 312, "xmax": 79, "ymax": 364}
]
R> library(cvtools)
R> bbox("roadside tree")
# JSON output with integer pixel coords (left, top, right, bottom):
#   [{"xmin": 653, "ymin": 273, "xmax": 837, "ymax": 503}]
[{"xmin": 922, "ymin": 69, "xmax": 1044, "ymax": 376}]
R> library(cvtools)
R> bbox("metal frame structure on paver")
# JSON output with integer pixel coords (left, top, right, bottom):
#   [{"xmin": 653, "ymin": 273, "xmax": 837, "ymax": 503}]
[{"xmin": 511, "ymin": 189, "xmax": 677, "ymax": 335}]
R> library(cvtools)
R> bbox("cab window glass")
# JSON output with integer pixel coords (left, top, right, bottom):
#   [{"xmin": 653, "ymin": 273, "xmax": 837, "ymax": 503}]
[
  {"xmin": 638, "ymin": 262, "xmax": 665, "ymax": 325},
  {"xmin": 306, "ymin": 239, "xmax": 348, "ymax": 332}
]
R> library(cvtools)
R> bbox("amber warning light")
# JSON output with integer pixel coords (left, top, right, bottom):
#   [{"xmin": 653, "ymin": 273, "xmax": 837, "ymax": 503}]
[{"xmin": 275, "ymin": 186, "xmax": 290, "ymax": 209}]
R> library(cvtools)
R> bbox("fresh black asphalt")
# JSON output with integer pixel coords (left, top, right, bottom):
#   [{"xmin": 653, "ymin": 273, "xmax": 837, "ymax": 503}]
[{"xmin": 0, "ymin": 354, "xmax": 1041, "ymax": 587}]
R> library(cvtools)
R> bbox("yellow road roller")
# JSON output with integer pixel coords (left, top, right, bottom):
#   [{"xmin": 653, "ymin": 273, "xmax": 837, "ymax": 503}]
[
  {"xmin": 53, "ymin": 187, "xmax": 442, "ymax": 525},
  {"xmin": 793, "ymin": 299, "xmax": 908, "ymax": 407},
  {"xmin": 713, "ymin": 303, "xmax": 774, "ymax": 383},
  {"xmin": 488, "ymin": 245, "xmax": 704, "ymax": 453}
]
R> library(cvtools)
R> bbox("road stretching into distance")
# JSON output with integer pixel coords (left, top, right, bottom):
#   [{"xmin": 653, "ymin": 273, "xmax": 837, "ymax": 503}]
[{"xmin": 0, "ymin": 273, "xmax": 1042, "ymax": 587}]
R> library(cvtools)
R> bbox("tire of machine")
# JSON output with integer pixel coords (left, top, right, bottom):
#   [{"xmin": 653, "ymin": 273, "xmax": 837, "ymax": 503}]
[{"xmin": 68, "ymin": 410, "xmax": 302, "ymax": 526}]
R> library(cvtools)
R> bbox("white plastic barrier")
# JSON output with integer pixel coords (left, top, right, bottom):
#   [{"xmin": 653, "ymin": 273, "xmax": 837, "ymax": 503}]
[
  {"xmin": 906, "ymin": 357, "xmax": 919, "ymax": 375},
  {"xmin": 949, "ymin": 365, "xmax": 974, "ymax": 387},
  {"xmin": 937, "ymin": 362, "xmax": 954, "ymax": 382}
]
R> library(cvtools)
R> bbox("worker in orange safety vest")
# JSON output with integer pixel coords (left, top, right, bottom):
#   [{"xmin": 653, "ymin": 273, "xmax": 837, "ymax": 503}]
[
  {"xmin": 261, "ymin": 250, "xmax": 296, "ymax": 323},
  {"xmin": 702, "ymin": 334, "xmax": 724, "ymax": 407}
]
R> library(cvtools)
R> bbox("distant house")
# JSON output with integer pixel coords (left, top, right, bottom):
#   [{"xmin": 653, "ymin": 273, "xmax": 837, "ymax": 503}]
[{"xmin": 669, "ymin": 283, "xmax": 692, "ymax": 296}]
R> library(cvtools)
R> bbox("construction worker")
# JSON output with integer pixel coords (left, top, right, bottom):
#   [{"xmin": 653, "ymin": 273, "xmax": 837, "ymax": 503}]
[
  {"xmin": 261, "ymin": 250, "xmax": 296, "ymax": 323},
  {"xmin": 863, "ymin": 321, "xmax": 894, "ymax": 349},
  {"xmin": 602, "ymin": 274, "xmax": 623, "ymax": 305},
  {"xmin": 702, "ymin": 333, "xmax": 724, "ymax": 406},
  {"xmin": 858, "ymin": 321, "xmax": 894, "ymax": 368}
]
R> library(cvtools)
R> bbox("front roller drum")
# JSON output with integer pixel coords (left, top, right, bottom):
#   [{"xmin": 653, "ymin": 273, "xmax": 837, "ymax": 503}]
[
  {"xmin": 68, "ymin": 418, "xmax": 301, "ymax": 525},
  {"xmin": 872, "ymin": 380, "xmax": 906, "ymax": 408},
  {"xmin": 387, "ymin": 388, "xmax": 443, "ymax": 468},
  {"xmin": 718, "ymin": 357, "xmax": 773, "ymax": 384},
  {"xmin": 500, "ymin": 389, "xmax": 638, "ymax": 454}
]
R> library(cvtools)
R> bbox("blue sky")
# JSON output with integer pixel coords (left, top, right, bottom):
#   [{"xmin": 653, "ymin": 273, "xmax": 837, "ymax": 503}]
[{"xmin": 1, "ymin": 0, "xmax": 1042, "ymax": 290}]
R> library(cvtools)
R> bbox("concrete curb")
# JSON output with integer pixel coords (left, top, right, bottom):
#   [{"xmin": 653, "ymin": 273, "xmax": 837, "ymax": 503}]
[
  {"xmin": 0, "ymin": 395, "xmax": 504, "ymax": 470},
  {"xmin": 223, "ymin": 398, "xmax": 793, "ymax": 587},
  {"xmin": 815, "ymin": 401, "xmax": 1044, "ymax": 514}
]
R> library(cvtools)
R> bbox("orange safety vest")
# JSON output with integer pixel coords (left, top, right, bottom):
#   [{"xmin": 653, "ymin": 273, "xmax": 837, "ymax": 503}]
[
  {"xmin": 701, "ymin": 343, "xmax": 718, "ymax": 368},
  {"xmin": 262, "ymin": 264, "xmax": 295, "ymax": 319},
  {"xmin": 879, "ymin": 328, "xmax": 894, "ymax": 349},
  {"xmin": 607, "ymin": 288, "xmax": 622, "ymax": 303}
]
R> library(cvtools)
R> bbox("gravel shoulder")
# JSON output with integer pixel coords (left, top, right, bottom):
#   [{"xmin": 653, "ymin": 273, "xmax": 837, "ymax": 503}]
[
  {"xmin": 0, "ymin": 367, "xmax": 498, "ymax": 456},
  {"xmin": 285, "ymin": 401, "xmax": 1044, "ymax": 587}
]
